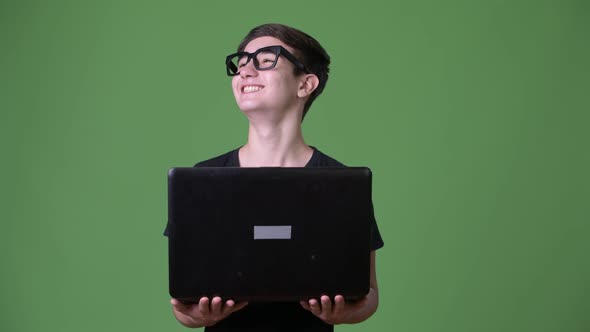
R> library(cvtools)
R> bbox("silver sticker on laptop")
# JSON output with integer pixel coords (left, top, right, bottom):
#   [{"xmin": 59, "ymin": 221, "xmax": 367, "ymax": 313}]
[{"xmin": 254, "ymin": 226, "xmax": 292, "ymax": 240}]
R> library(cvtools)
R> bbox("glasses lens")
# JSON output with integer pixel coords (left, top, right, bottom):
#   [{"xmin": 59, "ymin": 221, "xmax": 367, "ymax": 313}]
[
  {"xmin": 255, "ymin": 50, "xmax": 279, "ymax": 70},
  {"xmin": 226, "ymin": 48, "xmax": 280, "ymax": 75},
  {"xmin": 227, "ymin": 54, "xmax": 245, "ymax": 75}
]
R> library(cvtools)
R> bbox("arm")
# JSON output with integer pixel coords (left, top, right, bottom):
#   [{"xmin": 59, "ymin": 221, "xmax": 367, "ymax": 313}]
[
  {"xmin": 171, "ymin": 297, "xmax": 248, "ymax": 328},
  {"xmin": 300, "ymin": 250, "xmax": 379, "ymax": 324}
]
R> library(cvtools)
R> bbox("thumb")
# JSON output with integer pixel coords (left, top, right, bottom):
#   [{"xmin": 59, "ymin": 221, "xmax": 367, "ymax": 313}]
[
  {"xmin": 171, "ymin": 298, "xmax": 192, "ymax": 315},
  {"xmin": 351, "ymin": 296, "xmax": 369, "ymax": 309},
  {"xmin": 233, "ymin": 301, "xmax": 249, "ymax": 312}
]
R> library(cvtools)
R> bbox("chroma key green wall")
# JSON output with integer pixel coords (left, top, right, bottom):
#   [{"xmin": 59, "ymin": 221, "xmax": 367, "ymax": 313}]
[{"xmin": 1, "ymin": 1, "xmax": 588, "ymax": 331}]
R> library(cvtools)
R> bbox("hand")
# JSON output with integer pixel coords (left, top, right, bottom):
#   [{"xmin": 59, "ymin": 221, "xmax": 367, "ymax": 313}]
[
  {"xmin": 300, "ymin": 294, "xmax": 368, "ymax": 325},
  {"xmin": 171, "ymin": 297, "xmax": 248, "ymax": 328}
]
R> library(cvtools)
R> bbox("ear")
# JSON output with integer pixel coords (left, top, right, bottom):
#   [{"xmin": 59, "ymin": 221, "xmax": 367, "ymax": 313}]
[{"xmin": 297, "ymin": 74, "xmax": 319, "ymax": 98}]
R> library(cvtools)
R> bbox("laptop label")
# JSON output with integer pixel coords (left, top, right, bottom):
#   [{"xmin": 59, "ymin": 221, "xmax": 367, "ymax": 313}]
[{"xmin": 254, "ymin": 226, "xmax": 292, "ymax": 240}]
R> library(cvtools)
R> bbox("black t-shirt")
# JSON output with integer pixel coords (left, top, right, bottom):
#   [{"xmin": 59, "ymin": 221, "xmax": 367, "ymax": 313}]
[{"xmin": 165, "ymin": 147, "xmax": 384, "ymax": 332}]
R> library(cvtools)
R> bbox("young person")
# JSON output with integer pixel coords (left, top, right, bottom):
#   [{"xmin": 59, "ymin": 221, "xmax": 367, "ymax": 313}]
[{"xmin": 166, "ymin": 23, "xmax": 384, "ymax": 331}]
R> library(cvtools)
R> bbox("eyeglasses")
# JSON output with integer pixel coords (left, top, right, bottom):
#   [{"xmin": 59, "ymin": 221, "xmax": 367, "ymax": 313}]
[{"xmin": 225, "ymin": 45, "xmax": 308, "ymax": 76}]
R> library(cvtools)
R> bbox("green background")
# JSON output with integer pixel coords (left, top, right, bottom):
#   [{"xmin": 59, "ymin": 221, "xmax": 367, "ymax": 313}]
[{"xmin": 1, "ymin": 0, "xmax": 588, "ymax": 331}]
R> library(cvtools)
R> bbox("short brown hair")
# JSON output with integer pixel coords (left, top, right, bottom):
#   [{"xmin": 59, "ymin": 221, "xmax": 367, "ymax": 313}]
[{"xmin": 237, "ymin": 23, "xmax": 330, "ymax": 119}]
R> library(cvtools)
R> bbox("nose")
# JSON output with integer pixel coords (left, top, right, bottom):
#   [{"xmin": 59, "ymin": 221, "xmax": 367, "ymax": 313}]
[{"xmin": 239, "ymin": 59, "xmax": 258, "ymax": 78}]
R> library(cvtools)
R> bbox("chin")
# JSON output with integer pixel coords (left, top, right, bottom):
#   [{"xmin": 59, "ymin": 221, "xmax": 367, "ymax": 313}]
[{"xmin": 237, "ymin": 101, "xmax": 264, "ymax": 113}]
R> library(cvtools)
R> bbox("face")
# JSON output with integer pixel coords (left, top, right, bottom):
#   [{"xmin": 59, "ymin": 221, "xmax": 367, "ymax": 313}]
[{"xmin": 231, "ymin": 36, "xmax": 303, "ymax": 115}]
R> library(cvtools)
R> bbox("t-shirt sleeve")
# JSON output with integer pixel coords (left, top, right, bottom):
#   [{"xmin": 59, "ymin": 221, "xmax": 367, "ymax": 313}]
[
  {"xmin": 163, "ymin": 220, "xmax": 171, "ymax": 237},
  {"xmin": 369, "ymin": 201, "xmax": 384, "ymax": 251}
]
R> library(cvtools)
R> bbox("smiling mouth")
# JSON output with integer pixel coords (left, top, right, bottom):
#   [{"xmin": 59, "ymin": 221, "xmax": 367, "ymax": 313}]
[{"xmin": 242, "ymin": 85, "xmax": 264, "ymax": 93}]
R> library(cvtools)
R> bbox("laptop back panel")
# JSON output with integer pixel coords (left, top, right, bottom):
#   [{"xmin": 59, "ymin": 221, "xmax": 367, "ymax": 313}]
[{"xmin": 168, "ymin": 167, "xmax": 372, "ymax": 302}]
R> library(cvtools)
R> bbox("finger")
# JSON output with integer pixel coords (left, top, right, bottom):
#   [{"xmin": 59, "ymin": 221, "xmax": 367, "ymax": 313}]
[
  {"xmin": 333, "ymin": 295, "xmax": 345, "ymax": 315},
  {"xmin": 321, "ymin": 295, "xmax": 332, "ymax": 315},
  {"xmin": 220, "ymin": 299, "xmax": 234, "ymax": 316},
  {"xmin": 210, "ymin": 297, "xmax": 223, "ymax": 316},
  {"xmin": 300, "ymin": 300, "xmax": 311, "ymax": 311},
  {"xmin": 309, "ymin": 298, "xmax": 321, "ymax": 316},
  {"xmin": 198, "ymin": 297, "xmax": 211, "ymax": 315}
]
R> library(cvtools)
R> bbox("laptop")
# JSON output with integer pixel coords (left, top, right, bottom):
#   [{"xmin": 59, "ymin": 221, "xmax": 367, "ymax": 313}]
[{"xmin": 167, "ymin": 167, "xmax": 372, "ymax": 302}]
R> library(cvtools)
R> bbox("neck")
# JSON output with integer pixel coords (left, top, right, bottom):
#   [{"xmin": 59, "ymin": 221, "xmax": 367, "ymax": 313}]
[{"xmin": 239, "ymin": 109, "xmax": 312, "ymax": 167}]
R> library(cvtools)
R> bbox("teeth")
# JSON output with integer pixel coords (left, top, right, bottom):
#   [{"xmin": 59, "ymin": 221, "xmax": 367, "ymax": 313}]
[{"xmin": 243, "ymin": 86, "xmax": 262, "ymax": 93}]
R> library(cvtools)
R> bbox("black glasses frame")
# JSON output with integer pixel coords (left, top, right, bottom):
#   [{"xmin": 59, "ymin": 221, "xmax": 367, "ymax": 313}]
[{"xmin": 225, "ymin": 45, "xmax": 308, "ymax": 76}]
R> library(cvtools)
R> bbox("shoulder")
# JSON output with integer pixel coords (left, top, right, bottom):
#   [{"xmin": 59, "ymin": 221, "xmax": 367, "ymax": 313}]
[
  {"xmin": 194, "ymin": 148, "xmax": 240, "ymax": 167},
  {"xmin": 307, "ymin": 147, "xmax": 346, "ymax": 168}
]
